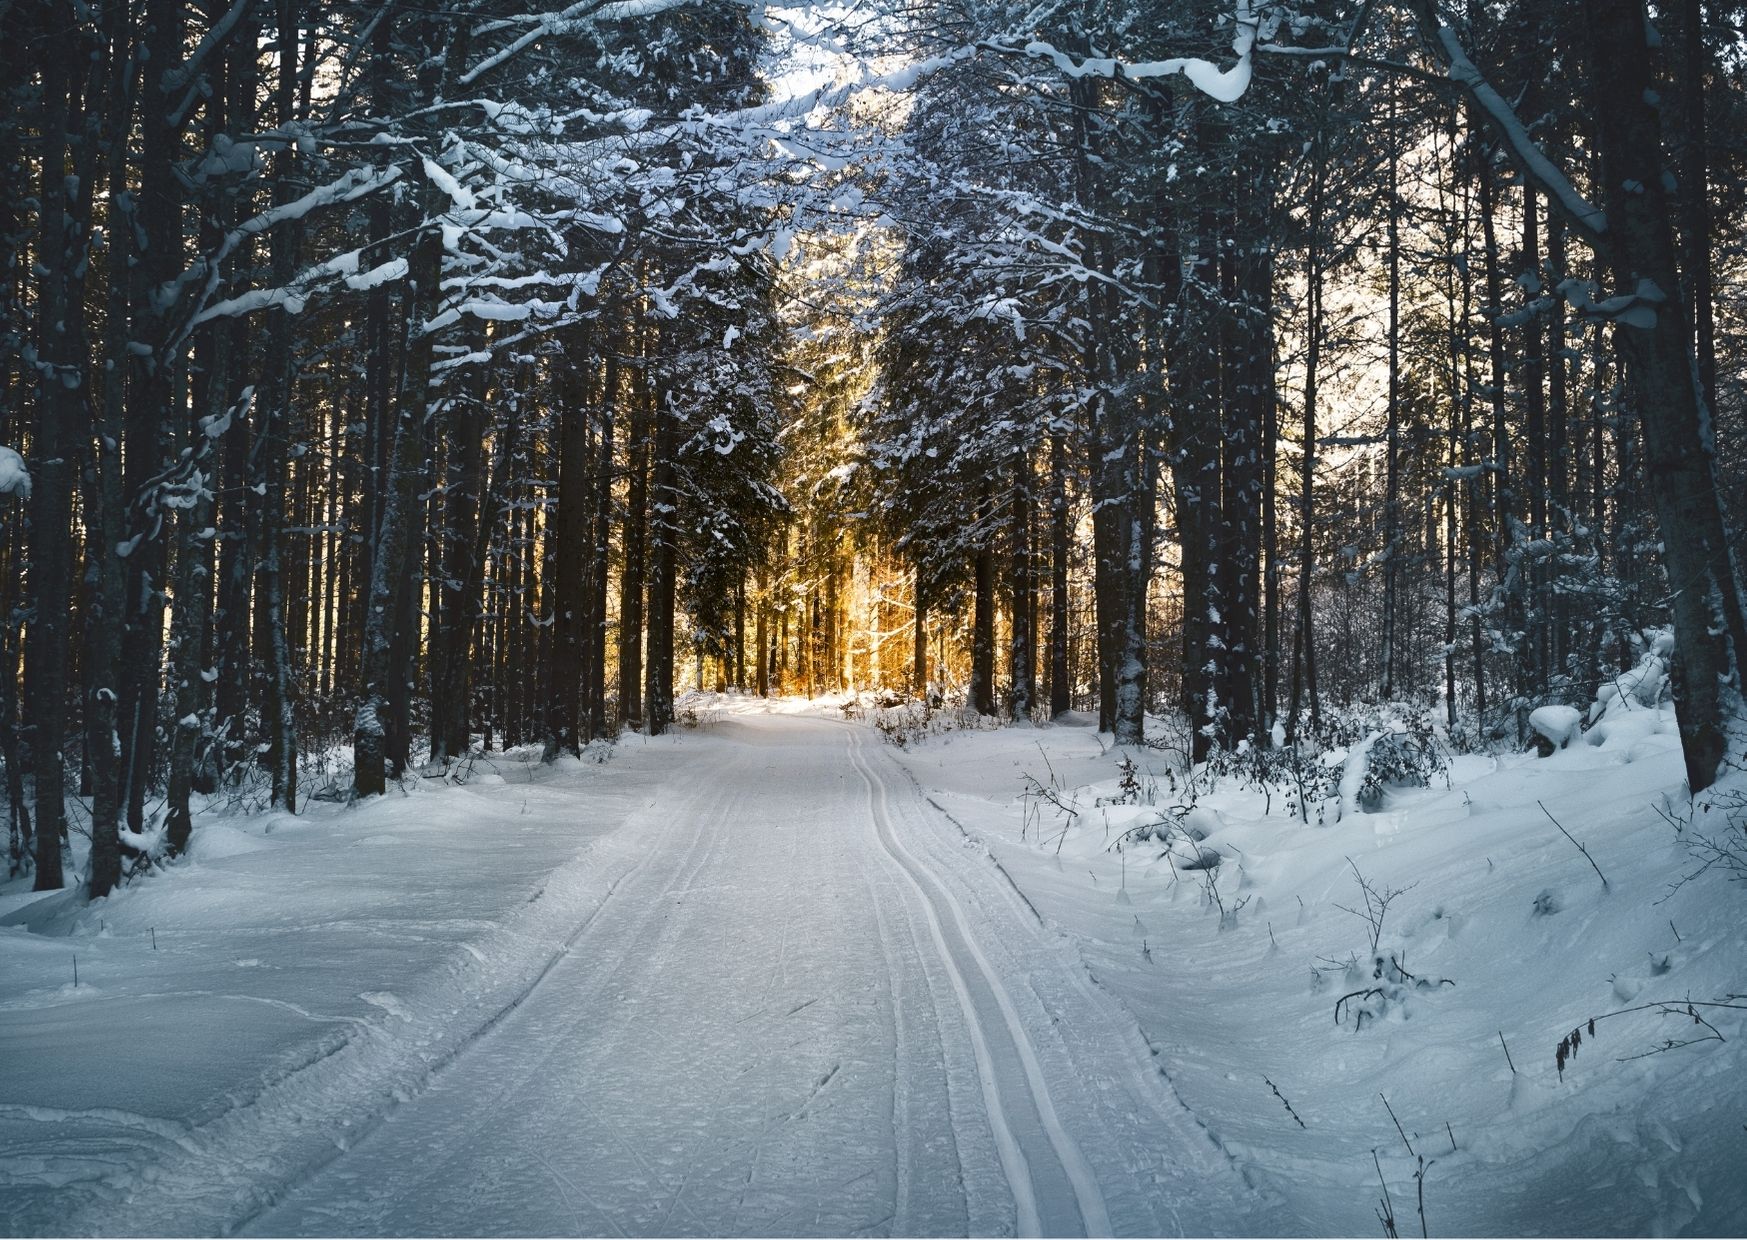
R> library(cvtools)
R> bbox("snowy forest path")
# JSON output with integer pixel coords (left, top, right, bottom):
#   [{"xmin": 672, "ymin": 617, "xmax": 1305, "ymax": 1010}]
[{"xmin": 245, "ymin": 708, "xmax": 1252, "ymax": 1237}]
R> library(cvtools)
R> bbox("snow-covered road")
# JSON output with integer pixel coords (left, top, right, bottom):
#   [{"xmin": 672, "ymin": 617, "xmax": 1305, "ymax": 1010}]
[{"xmin": 242, "ymin": 713, "xmax": 1254, "ymax": 1237}]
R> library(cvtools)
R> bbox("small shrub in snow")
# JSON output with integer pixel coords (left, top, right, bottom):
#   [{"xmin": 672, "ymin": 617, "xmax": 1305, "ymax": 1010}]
[
  {"xmin": 1335, "ymin": 858, "xmax": 1416, "ymax": 954},
  {"xmin": 1114, "ymin": 753, "xmax": 1142, "ymax": 804},
  {"xmin": 1275, "ymin": 706, "xmax": 1449, "ymax": 824},
  {"xmin": 1019, "ymin": 764, "xmax": 1083, "ymax": 844},
  {"xmin": 872, "ymin": 693, "xmax": 1002, "ymax": 747},
  {"xmin": 1552, "ymin": 997, "xmax": 1747, "ymax": 1079},
  {"xmin": 582, "ymin": 737, "xmax": 614, "ymax": 764},
  {"xmin": 1659, "ymin": 783, "xmax": 1747, "ymax": 897},
  {"xmin": 1333, "ymin": 951, "xmax": 1455, "ymax": 1032}
]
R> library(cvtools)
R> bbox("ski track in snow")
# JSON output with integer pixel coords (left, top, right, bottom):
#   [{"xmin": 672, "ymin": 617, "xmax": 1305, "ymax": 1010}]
[
  {"xmin": 846, "ymin": 723, "xmax": 1103, "ymax": 1238},
  {"xmin": 4, "ymin": 710, "xmax": 1265, "ymax": 1237}
]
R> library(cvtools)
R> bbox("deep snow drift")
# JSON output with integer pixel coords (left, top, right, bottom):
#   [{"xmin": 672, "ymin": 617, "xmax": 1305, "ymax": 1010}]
[{"xmin": 1, "ymin": 684, "xmax": 1743, "ymax": 1237}]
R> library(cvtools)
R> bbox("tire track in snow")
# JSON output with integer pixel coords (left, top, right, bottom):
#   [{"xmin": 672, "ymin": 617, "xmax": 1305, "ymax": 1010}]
[{"xmin": 846, "ymin": 726, "xmax": 1113, "ymax": 1238}]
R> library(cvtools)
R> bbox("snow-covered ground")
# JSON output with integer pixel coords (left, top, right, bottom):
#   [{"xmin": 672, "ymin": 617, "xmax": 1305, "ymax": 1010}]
[
  {"xmin": 2, "ymin": 687, "xmax": 1742, "ymax": 1236},
  {"xmin": 889, "ymin": 696, "xmax": 1747, "ymax": 1236}
]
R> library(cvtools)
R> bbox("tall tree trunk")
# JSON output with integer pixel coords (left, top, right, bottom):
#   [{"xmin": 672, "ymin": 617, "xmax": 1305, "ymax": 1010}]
[
  {"xmin": 1547, "ymin": 215, "xmax": 1570, "ymax": 680},
  {"xmin": 617, "ymin": 334, "xmax": 650, "ymax": 730},
  {"xmin": 1680, "ymin": 0, "xmax": 1717, "ymax": 421},
  {"xmin": 645, "ymin": 383, "xmax": 679, "ymax": 735},
  {"xmin": 429, "ymin": 326, "xmax": 489, "ymax": 763},
  {"xmin": 755, "ymin": 564, "xmax": 769, "ymax": 697},
  {"xmin": 1288, "ymin": 173, "xmax": 1323, "ymax": 740},
  {"xmin": 585, "ymin": 353, "xmax": 615, "ymax": 740},
  {"xmin": 25, "ymin": 38, "xmax": 78, "ymax": 890},
  {"xmin": 1382, "ymin": 88, "xmax": 1402, "ymax": 701},
  {"xmin": 545, "ymin": 345, "xmax": 591, "ymax": 759},
  {"xmin": 1008, "ymin": 450, "xmax": 1034, "ymax": 720},
  {"xmin": 85, "ymin": 0, "xmax": 136, "ymax": 892},
  {"xmin": 117, "ymin": 0, "xmax": 188, "ymax": 834},
  {"xmin": 1049, "ymin": 429, "xmax": 1070, "ymax": 718},
  {"xmin": 355, "ymin": 217, "xmax": 443, "ymax": 797},
  {"xmin": 913, "ymin": 567, "xmax": 927, "ymax": 697},
  {"xmin": 1520, "ymin": 186, "xmax": 1547, "ymax": 706},
  {"xmin": 1582, "ymin": 0, "xmax": 1747, "ymax": 791},
  {"xmin": 971, "ymin": 487, "xmax": 996, "ymax": 718},
  {"xmin": 258, "ymin": 0, "xmax": 302, "ymax": 809}
]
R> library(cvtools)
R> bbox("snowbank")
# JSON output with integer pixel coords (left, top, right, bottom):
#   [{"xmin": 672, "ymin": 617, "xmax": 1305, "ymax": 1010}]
[
  {"xmin": 0, "ymin": 744, "xmax": 681, "ymax": 1235},
  {"xmin": 890, "ymin": 700, "xmax": 1747, "ymax": 1234}
]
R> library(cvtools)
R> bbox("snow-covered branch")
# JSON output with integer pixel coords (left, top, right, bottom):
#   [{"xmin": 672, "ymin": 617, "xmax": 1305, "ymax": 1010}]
[
  {"xmin": 992, "ymin": 0, "xmax": 1258, "ymax": 103},
  {"xmin": 1391, "ymin": 0, "xmax": 1606, "ymax": 246},
  {"xmin": 460, "ymin": 0, "xmax": 704, "ymax": 85}
]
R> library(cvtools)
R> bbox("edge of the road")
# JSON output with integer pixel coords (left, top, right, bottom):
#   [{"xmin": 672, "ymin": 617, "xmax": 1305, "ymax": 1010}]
[{"xmin": 53, "ymin": 744, "xmax": 720, "ymax": 1239}]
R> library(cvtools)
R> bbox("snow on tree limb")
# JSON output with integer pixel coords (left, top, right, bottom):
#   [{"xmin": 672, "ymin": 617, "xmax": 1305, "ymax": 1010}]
[
  {"xmin": 0, "ymin": 446, "xmax": 30, "ymax": 500},
  {"xmin": 181, "ymin": 164, "xmax": 404, "ymax": 299},
  {"xmin": 1392, "ymin": 0, "xmax": 1607, "ymax": 246},
  {"xmin": 1000, "ymin": 1, "xmax": 1258, "ymax": 103},
  {"xmin": 460, "ymin": 0, "xmax": 704, "ymax": 84},
  {"xmin": 162, "ymin": 0, "xmax": 259, "ymax": 94},
  {"xmin": 172, "ymin": 165, "xmax": 406, "ymax": 343}
]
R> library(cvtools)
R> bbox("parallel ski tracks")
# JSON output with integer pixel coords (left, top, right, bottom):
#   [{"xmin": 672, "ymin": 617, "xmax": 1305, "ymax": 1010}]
[{"xmin": 845, "ymin": 726, "xmax": 1114, "ymax": 1239}]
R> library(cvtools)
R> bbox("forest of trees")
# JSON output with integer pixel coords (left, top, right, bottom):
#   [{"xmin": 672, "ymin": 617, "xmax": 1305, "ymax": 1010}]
[{"xmin": 3, "ymin": 0, "xmax": 1743, "ymax": 896}]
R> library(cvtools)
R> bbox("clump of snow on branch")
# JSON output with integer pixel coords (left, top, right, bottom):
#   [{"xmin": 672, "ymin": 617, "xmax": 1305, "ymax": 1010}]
[{"xmin": 0, "ymin": 446, "xmax": 29, "ymax": 499}]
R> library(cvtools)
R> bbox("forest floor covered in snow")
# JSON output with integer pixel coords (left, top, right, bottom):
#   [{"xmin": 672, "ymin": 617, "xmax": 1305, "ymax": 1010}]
[{"xmin": 2, "ymin": 684, "xmax": 1745, "ymax": 1237}]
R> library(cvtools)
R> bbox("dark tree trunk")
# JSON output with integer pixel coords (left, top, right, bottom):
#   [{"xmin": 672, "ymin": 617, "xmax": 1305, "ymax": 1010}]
[
  {"xmin": 1288, "ymin": 166, "xmax": 1324, "ymax": 740},
  {"xmin": 1049, "ymin": 430, "xmax": 1070, "ymax": 718},
  {"xmin": 1581, "ymin": 0, "xmax": 1747, "ymax": 791},
  {"xmin": 85, "ymin": 0, "xmax": 136, "ymax": 892},
  {"xmin": 1008, "ymin": 450, "xmax": 1034, "ymax": 720},
  {"xmin": 618, "ymin": 341, "xmax": 650, "ymax": 730},
  {"xmin": 258, "ymin": 0, "xmax": 302, "ymax": 809},
  {"xmin": 429, "ymin": 326, "xmax": 489, "ymax": 763},
  {"xmin": 585, "ymin": 354, "xmax": 615, "ymax": 740},
  {"xmin": 1382, "ymin": 88, "xmax": 1402, "ymax": 701},
  {"xmin": 25, "ymin": 41, "xmax": 78, "ymax": 890},
  {"xmin": 1220, "ymin": 169, "xmax": 1268, "ymax": 746},
  {"xmin": 1680, "ymin": 0, "xmax": 1717, "ymax": 421},
  {"xmin": 971, "ymin": 488, "xmax": 996, "ymax": 718},
  {"xmin": 645, "ymin": 385, "xmax": 679, "ymax": 735},
  {"xmin": 355, "ymin": 218, "xmax": 443, "ymax": 797},
  {"xmin": 1547, "ymin": 215, "xmax": 1571, "ymax": 678},
  {"xmin": 755, "ymin": 565, "xmax": 770, "ymax": 697},
  {"xmin": 545, "ymin": 344, "xmax": 591, "ymax": 759},
  {"xmin": 913, "ymin": 568, "xmax": 928, "ymax": 697},
  {"xmin": 117, "ymin": 0, "xmax": 188, "ymax": 835},
  {"xmin": 1520, "ymin": 186, "xmax": 1547, "ymax": 704}
]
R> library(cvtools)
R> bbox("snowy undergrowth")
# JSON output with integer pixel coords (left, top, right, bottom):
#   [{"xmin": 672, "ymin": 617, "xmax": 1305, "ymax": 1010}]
[
  {"xmin": 891, "ymin": 681, "xmax": 1747, "ymax": 1235},
  {"xmin": 0, "ymin": 739, "xmax": 686, "ymax": 1236}
]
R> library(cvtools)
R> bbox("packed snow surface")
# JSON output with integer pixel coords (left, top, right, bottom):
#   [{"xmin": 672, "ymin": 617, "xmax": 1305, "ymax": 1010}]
[{"xmin": 2, "ymin": 696, "xmax": 1743, "ymax": 1236}]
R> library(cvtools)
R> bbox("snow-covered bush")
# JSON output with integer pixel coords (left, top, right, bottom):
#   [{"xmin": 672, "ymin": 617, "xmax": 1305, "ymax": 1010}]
[
  {"xmin": 1528, "ymin": 704, "xmax": 1584, "ymax": 753},
  {"xmin": 1589, "ymin": 630, "xmax": 1675, "ymax": 726},
  {"xmin": 1277, "ymin": 706, "xmax": 1449, "ymax": 824},
  {"xmin": 872, "ymin": 693, "xmax": 1003, "ymax": 747}
]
